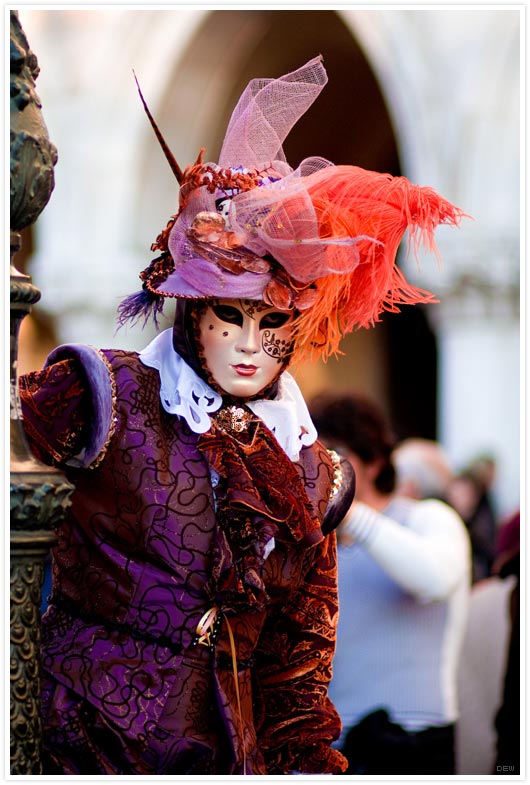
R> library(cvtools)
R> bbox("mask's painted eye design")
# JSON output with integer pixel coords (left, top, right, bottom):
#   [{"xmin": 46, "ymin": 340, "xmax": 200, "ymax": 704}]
[
  {"xmin": 259, "ymin": 312, "xmax": 291, "ymax": 330},
  {"xmin": 259, "ymin": 310, "xmax": 294, "ymax": 361},
  {"xmin": 240, "ymin": 300, "xmax": 271, "ymax": 319},
  {"xmin": 262, "ymin": 330, "xmax": 294, "ymax": 361},
  {"xmin": 212, "ymin": 304, "xmax": 243, "ymax": 327}
]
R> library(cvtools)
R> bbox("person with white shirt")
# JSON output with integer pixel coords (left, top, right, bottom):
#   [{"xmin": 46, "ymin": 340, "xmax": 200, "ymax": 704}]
[{"xmin": 310, "ymin": 393, "xmax": 471, "ymax": 775}]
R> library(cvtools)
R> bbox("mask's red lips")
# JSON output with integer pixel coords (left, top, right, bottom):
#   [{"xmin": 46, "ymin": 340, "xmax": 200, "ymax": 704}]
[{"xmin": 232, "ymin": 364, "xmax": 258, "ymax": 376}]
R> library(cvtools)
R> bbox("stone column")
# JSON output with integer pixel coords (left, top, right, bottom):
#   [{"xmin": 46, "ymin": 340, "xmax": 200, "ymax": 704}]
[
  {"xmin": 10, "ymin": 11, "xmax": 74, "ymax": 774},
  {"xmin": 431, "ymin": 239, "xmax": 520, "ymax": 517}
]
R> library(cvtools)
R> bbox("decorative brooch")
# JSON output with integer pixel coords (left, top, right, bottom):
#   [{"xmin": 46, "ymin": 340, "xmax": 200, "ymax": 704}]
[{"xmin": 214, "ymin": 405, "xmax": 252, "ymax": 434}]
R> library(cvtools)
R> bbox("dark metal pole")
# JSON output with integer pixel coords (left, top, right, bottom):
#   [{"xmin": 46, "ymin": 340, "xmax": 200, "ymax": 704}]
[{"xmin": 10, "ymin": 11, "xmax": 74, "ymax": 773}]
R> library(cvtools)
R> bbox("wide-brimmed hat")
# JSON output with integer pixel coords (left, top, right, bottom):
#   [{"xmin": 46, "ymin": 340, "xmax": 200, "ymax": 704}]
[{"xmin": 119, "ymin": 56, "xmax": 465, "ymax": 362}]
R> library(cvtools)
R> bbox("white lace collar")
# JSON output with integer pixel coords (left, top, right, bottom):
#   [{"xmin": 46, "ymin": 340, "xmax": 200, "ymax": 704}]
[{"xmin": 138, "ymin": 328, "xmax": 317, "ymax": 461}]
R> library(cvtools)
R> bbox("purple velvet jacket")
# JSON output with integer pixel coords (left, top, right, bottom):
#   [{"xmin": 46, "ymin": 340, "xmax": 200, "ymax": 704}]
[{"xmin": 20, "ymin": 344, "xmax": 353, "ymax": 775}]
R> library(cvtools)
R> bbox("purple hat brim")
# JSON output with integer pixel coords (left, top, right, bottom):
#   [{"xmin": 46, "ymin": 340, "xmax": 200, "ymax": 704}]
[{"xmin": 154, "ymin": 256, "xmax": 271, "ymax": 300}]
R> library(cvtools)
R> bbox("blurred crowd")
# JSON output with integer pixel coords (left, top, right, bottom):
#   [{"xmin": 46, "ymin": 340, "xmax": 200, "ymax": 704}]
[
  {"xmin": 394, "ymin": 437, "xmax": 520, "ymax": 775},
  {"xmin": 309, "ymin": 392, "xmax": 520, "ymax": 776}
]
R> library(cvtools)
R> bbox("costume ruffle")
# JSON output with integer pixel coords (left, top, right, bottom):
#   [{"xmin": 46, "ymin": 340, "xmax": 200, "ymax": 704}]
[{"xmin": 197, "ymin": 412, "xmax": 323, "ymax": 613}]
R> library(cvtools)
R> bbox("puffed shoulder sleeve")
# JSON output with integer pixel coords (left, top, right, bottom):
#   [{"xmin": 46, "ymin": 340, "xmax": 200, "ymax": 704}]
[
  {"xmin": 19, "ymin": 344, "xmax": 116, "ymax": 469},
  {"xmin": 321, "ymin": 451, "xmax": 356, "ymax": 535}
]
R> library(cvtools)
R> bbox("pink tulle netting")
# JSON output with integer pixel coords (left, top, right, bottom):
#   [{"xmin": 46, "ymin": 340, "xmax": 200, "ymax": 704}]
[{"xmin": 219, "ymin": 55, "xmax": 328, "ymax": 170}]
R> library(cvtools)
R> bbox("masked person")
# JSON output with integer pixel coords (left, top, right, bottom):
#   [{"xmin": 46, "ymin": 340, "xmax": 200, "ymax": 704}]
[{"xmin": 19, "ymin": 56, "xmax": 464, "ymax": 775}]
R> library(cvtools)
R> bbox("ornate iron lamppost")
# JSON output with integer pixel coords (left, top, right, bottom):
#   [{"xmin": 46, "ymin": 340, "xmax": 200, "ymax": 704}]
[{"xmin": 10, "ymin": 11, "xmax": 74, "ymax": 773}]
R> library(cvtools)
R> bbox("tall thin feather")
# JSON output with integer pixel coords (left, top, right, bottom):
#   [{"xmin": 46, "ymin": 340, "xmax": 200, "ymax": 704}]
[{"xmin": 133, "ymin": 70, "xmax": 183, "ymax": 184}]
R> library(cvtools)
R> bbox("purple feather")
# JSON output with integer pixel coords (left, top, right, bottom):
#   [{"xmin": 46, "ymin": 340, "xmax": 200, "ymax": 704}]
[{"xmin": 116, "ymin": 289, "xmax": 165, "ymax": 330}]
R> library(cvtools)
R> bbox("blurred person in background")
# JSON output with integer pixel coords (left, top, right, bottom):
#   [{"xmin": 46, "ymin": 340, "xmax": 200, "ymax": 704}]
[
  {"xmin": 455, "ymin": 509, "xmax": 519, "ymax": 775},
  {"xmin": 492, "ymin": 510, "xmax": 520, "ymax": 774},
  {"xmin": 393, "ymin": 436, "xmax": 454, "ymax": 501},
  {"xmin": 395, "ymin": 440, "xmax": 497, "ymax": 583},
  {"xmin": 446, "ymin": 455, "xmax": 498, "ymax": 583},
  {"xmin": 310, "ymin": 393, "xmax": 471, "ymax": 775}
]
